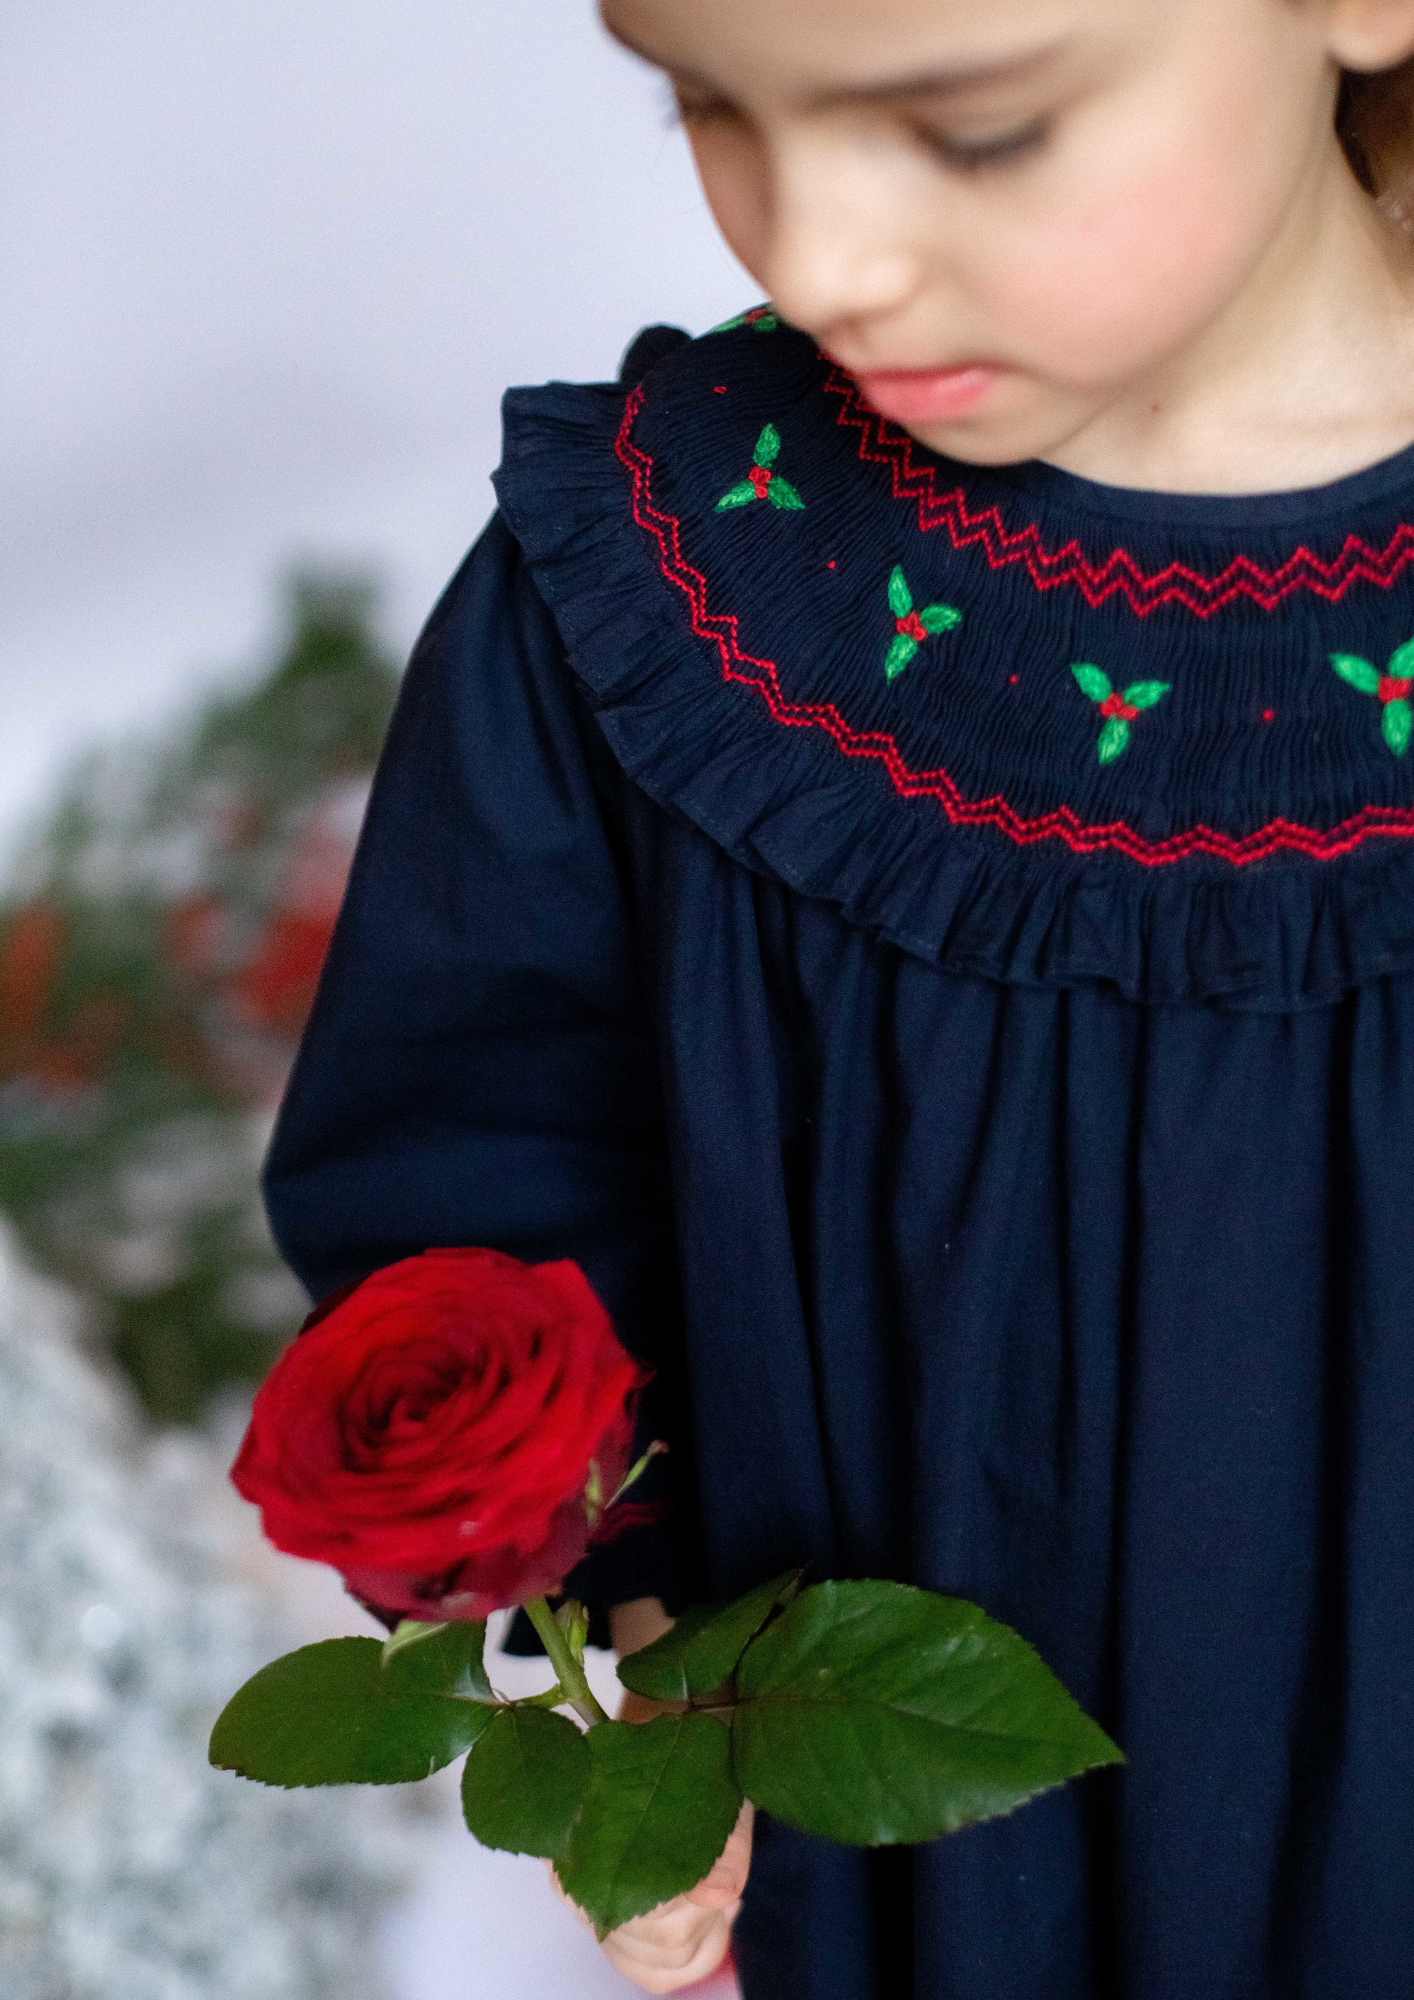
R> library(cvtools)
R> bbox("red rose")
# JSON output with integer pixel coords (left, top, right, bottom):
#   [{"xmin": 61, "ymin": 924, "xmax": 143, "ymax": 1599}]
[{"xmin": 231, "ymin": 1247, "xmax": 648, "ymax": 1621}]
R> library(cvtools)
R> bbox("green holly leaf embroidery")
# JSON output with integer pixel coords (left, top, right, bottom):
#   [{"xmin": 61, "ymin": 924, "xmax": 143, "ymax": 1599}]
[
  {"xmin": 1071, "ymin": 664, "xmax": 1113, "ymax": 704},
  {"xmin": 1330, "ymin": 644, "xmax": 1414, "ymax": 756},
  {"xmin": 1072, "ymin": 665, "xmax": 1170, "ymax": 764},
  {"xmin": 885, "ymin": 634, "xmax": 920, "ymax": 681},
  {"xmin": 714, "ymin": 422, "xmax": 805, "ymax": 512},
  {"xmin": 711, "ymin": 306, "xmax": 779, "ymax": 335},
  {"xmin": 712, "ymin": 422, "xmax": 804, "ymax": 512},
  {"xmin": 882, "ymin": 566, "xmax": 962, "ymax": 679},
  {"xmin": 1330, "ymin": 654, "xmax": 1383, "ymax": 695},
  {"xmin": 1122, "ymin": 681, "xmax": 1171, "ymax": 711}
]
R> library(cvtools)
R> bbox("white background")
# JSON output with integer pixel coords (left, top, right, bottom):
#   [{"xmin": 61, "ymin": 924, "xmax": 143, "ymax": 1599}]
[{"xmin": 0, "ymin": 0, "xmax": 751, "ymax": 863}]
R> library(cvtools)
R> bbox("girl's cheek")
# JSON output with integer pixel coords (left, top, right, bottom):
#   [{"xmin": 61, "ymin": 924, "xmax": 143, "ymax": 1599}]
[
  {"xmin": 975, "ymin": 149, "xmax": 1286, "ymax": 390},
  {"xmin": 686, "ymin": 128, "xmax": 773, "ymax": 283}
]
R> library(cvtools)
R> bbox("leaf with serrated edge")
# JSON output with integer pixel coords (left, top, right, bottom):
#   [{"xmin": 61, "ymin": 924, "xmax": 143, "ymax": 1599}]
[
  {"xmin": 1070, "ymin": 663, "xmax": 1112, "ymax": 704},
  {"xmin": 731, "ymin": 1580, "xmax": 1122, "ymax": 1846},
  {"xmin": 557, "ymin": 1715, "xmax": 743, "ymax": 1939},
  {"xmin": 1385, "ymin": 699, "xmax": 1412, "ymax": 755},
  {"xmin": 754, "ymin": 424, "xmax": 781, "ymax": 466},
  {"xmin": 1098, "ymin": 716, "xmax": 1130, "ymax": 764},
  {"xmin": 461, "ymin": 1707, "xmax": 589, "ymax": 1858},
  {"xmin": 1122, "ymin": 681, "xmax": 1171, "ymax": 711},
  {"xmin": 920, "ymin": 604, "xmax": 961, "ymax": 634},
  {"xmin": 381, "ymin": 1620, "xmax": 495, "ymax": 1701},
  {"xmin": 888, "ymin": 566, "xmax": 913, "ymax": 617},
  {"xmin": 618, "ymin": 1569, "xmax": 804, "ymax": 1703},
  {"xmin": 210, "ymin": 1638, "xmax": 494, "ymax": 1788},
  {"xmin": 1331, "ymin": 654, "xmax": 1382, "ymax": 695},
  {"xmin": 886, "ymin": 635, "xmax": 919, "ymax": 681}
]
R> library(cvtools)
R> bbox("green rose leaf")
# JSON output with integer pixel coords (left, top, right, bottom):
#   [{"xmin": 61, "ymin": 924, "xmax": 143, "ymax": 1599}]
[
  {"xmin": 730, "ymin": 1580, "xmax": 1122, "ymax": 1846},
  {"xmin": 556, "ymin": 1715, "xmax": 743, "ymax": 1940},
  {"xmin": 381, "ymin": 1619, "xmax": 496, "ymax": 1701},
  {"xmin": 1071, "ymin": 663, "xmax": 1113, "ymax": 704},
  {"xmin": 461, "ymin": 1706, "xmax": 590, "ymax": 1859},
  {"xmin": 1388, "ymin": 637, "xmax": 1414, "ymax": 681},
  {"xmin": 888, "ymin": 566, "xmax": 914, "ymax": 618},
  {"xmin": 716, "ymin": 480, "xmax": 758, "ymax": 512},
  {"xmin": 768, "ymin": 475, "xmax": 806, "ymax": 510},
  {"xmin": 1384, "ymin": 698, "xmax": 1412, "ymax": 756},
  {"xmin": 1121, "ymin": 681, "xmax": 1171, "ymax": 711},
  {"xmin": 920, "ymin": 603, "xmax": 962, "ymax": 635},
  {"xmin": 885, "ymin": 635, "xmax": 920, "ymax": 681},
  {"xmin": 1331, "ymin": 654, "xmax": 1382, "ymax": 696},
  {"xmin": 617, "ymin": 1569, "xmax": 805, "ymax": 1704},
  {"xmin": 210, "ymin": 1638, "xmax": 494, "ymax": 1789},
  {"xmin": 1098, "ymin": 716, "xmax": 1131, "ymax": 764},
  {"xmin": 754, "ymin": 424, "xmax": 782, "ymax": 467}
]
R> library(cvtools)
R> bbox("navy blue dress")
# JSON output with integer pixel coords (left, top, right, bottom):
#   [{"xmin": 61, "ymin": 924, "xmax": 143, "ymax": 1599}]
[{"xmin": 264, "ymin": 320, "xmax": 1414, "ymax": 1999}]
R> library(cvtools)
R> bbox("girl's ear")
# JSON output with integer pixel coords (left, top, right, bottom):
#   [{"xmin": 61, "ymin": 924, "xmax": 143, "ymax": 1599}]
[{"xmin": 1326, "ymin": 0, "xmax": 1414, "ymax": 72}]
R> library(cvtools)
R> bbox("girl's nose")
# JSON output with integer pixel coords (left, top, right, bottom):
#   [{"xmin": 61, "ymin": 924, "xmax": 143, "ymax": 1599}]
[{"xmin": 760, "ymin": 127, "xmax": 922, "ymax": 340}]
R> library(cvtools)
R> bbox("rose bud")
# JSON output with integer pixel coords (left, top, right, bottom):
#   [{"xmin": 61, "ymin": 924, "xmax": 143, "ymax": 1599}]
[{"xmin": 230, "ymin": 1247, "xmax": 649, "ymax": 1622}]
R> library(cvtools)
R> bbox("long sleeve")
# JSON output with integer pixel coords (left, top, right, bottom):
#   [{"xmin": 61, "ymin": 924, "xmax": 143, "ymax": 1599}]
[{"xmin": 262, "ymin": 509, "xmax": 696, "ymax": 1640}]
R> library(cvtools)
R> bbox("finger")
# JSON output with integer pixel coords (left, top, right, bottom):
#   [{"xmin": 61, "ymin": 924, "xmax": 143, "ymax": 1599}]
[{"xmin": 603, "ymin": 1908, "xmax": 734, "ymax": 1993}]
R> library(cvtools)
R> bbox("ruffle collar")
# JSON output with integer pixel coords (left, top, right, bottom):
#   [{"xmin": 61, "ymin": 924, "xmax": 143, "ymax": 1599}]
[{"xmin": 492, "ymin": 318, "xmax": 1414, "ymax": 1008}]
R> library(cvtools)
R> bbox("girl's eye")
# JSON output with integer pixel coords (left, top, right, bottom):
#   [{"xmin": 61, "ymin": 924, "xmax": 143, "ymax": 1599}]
[{"xmin": 917, "ymin": 118, "xmax": 1049, "ymax": 173}]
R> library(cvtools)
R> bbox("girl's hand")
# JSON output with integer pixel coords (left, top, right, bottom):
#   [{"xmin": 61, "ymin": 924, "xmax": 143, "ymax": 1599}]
[
  {"xmin": 543, "ymin": 1597, "xmax": 753, "ymax": 1994},
  {"xmin": 547, "ymin": 1795, "xmax": 753, "ymax": 1994}
]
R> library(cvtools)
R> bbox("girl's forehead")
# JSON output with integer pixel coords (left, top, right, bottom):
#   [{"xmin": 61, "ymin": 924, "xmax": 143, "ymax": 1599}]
[{"xmin": 602, "ymin": 0, "xmax": 1104, "ymax": 90}]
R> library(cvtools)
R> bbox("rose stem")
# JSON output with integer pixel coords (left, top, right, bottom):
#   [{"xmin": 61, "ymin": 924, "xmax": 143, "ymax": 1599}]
[{"xmin": 523, "ymin": 1597, "xmax": 611, "ymax": 1728}]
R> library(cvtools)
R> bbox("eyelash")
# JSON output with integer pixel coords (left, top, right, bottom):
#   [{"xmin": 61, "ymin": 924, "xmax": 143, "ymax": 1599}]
[
  {"xmin": 662, "ymin": 82, "xmax": 1048, "ymax": 174},
  {"xmin": 663, "ymin": 87, "xmax": 735, "ymax": 132},
  {"xmin": 919, "ymin": 120, "xmax": 1049, "ymax": 173}
]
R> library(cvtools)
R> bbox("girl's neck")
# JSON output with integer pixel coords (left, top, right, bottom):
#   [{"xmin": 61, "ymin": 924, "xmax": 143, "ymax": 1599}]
[{"xmin": 1041, "ymin": 147, "xmax": 1414, "ymax": 497}]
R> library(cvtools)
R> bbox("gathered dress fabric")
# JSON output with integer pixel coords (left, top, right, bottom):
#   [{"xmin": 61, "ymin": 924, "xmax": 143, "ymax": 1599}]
[{"xmin": 264, "ymin": 320, "xmax": 1414, "ymax": 2000}]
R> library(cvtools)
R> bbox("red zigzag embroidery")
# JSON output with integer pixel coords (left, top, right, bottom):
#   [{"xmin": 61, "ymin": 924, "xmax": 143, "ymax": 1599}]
[
  {"xmin": 615, "ymin": 387, "xmax": 1414, "ymax": 865},
  {"xmin": 822, "ymin": 365, "xmax": 1414, "ymax": 620}
]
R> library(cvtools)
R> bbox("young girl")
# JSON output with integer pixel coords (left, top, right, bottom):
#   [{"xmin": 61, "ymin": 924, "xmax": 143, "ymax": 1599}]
[{"xmin": 261, "ymin": 0, "xmax": 1414, "ymax": 1993}]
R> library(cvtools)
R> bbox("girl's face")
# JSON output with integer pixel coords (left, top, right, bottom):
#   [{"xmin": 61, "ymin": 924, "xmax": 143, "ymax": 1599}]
[{"xmin": 600, "ymin": 0, "xmax": 1398, "ymax": 468}]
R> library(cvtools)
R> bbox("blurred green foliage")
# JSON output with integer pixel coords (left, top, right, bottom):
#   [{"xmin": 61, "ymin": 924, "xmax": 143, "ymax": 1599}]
[{"xmin": 0, "ymin": 575, "xmax": 400, "ymax": 1422}]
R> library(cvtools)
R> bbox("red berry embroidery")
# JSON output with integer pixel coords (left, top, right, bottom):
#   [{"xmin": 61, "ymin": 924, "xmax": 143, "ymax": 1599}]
[
  {"xmin": 1071, "ymin": 664, "xmax": 1171, "ymax": 764},
  {"xmin": 884, "ymin": 567, "xmax": 962, "ymax": 680},
  {"xmin": 1331, "ymin": 642, "xmax": 1414, "ymax": 755},
  {"xmin": 716, "ymin": 425, "xmax": 805, "ymax": 513}
]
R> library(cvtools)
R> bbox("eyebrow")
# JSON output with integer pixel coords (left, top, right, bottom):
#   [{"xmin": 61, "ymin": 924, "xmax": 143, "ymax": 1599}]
[{"xmin": 599, "ymin": 11, "xmax": 1068, "ymax": 106}]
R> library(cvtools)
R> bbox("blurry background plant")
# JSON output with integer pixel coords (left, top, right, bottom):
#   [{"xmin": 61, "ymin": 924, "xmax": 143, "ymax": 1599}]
[{"xmin": 0, "ymin": 575, "xmax": 399, "ymax": 1422}]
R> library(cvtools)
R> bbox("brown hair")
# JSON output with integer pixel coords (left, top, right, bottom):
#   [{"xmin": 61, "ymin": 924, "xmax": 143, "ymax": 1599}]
[{"xmin": 1338, "ymin": 59, "xmax": 1414, "ymax": 211}]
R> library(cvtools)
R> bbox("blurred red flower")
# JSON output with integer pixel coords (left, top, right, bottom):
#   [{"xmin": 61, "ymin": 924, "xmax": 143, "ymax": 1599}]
[{"xmin": 230, "ymin": 1248, "xmax": 648, "ymax": 1621}]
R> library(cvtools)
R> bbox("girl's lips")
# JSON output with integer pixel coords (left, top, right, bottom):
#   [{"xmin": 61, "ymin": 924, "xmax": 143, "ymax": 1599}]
[{"xmin": 852, "ymin": 365, "xmax": 999, "ymax": 426}]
